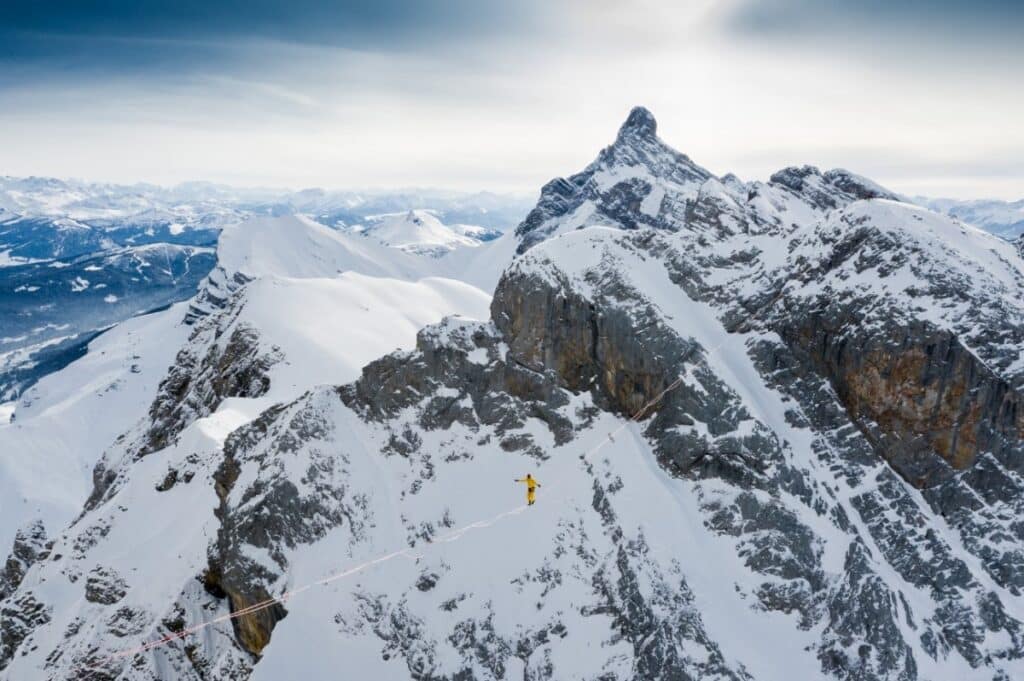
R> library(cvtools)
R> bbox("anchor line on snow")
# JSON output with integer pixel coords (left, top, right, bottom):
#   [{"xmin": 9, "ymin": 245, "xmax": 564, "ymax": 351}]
[
  {"xmin": 83, "ymin": 261, "xmax": 809, "ymax": 676},
  {"xmin": 81, "ymin": 373, "xmax": 684, "ymax": 677},
  {"xmin": 79, "ymin": 390, "xmax": 681, "ymax": 677}
]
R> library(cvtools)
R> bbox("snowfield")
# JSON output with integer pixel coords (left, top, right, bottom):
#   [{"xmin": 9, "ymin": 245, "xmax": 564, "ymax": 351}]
[
  {"xmin": 0, "ymin": 211, "xmax": 492, "ymax": 609},
  {"xmin": 0, "ymin": 303, "xmax": 192, "ymax": 557},
  {"xmin": 2, "ymin": 108, "xmax": 1024, "ymax": 681}
]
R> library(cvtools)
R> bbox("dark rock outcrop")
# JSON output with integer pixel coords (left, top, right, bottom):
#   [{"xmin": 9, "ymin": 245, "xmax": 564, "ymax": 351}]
[
  {"xmin": 0, "ymin": 592, "xmax": 51, "ymax": 671},
  {"xmin": 768, "ymin": 166, "xmax": 898, "ymax": 210},
  {"xmin": 84, "ymin": 566, "xmax": 128, "ymax": 606},
  {"xmin": 143, "ymin": 322, "xmax": 281, "ymax": 456},
  {"xmin": 0, "ymin": 520, "xmax": 48, "ymax": 601}
]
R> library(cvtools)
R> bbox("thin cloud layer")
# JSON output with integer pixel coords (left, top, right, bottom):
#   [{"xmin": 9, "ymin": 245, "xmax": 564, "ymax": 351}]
[{"xmin": 0, "ymin": 1, "xmax": 1020, "ymax": 199}]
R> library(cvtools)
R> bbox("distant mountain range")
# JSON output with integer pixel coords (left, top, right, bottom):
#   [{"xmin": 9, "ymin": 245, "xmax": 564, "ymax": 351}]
[
  {"xmin": 0, "ymin": 173, "xmax": 1018, "ymax": 405},
  {"xmin": 0, "ymin": 179, "xmax": 531, "ymax": 402},
  {"xmin": 0, "ymin": 176, "xmax": 533, "ymax": 233},
  {"xmin": 917, "ymin": 196, "xmax": 1024, "ymax": 238}
]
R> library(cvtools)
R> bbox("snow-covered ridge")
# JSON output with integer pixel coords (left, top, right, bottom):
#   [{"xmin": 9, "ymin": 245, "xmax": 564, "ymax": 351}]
[
  {"xmin": 0, "ymin": 262, "xmax": 494, "ymax": 679},
  {"xmin": 784, "ymin": 199, "xmax": 1024, "ymax": 379},
  {"xmin": 352, "ymin": 209, "xmax": 487, "ymax": 257},
  {"xmin": 3, "ymin": 106, "xmax": 1024, "ymax": 681},
  {"xmin": 215, "ymin": 214, "xmax": 432, "ymax": 282},
  {"xmin": 0, "ymin": 203, "xmax": 495, "ymax": 555}
]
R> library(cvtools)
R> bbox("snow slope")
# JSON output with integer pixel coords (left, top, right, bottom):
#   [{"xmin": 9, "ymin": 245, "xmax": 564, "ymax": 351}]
[
  {"xmin": 357, "ymin": 210, "xmax": 484, "ymax": 257},
  {"xmin": 0, "ymin": 212, "xmax": 492, "ymax": 609},
  {"xmin": 216, "ymin": 214, "xmax": 433, "ymax": 282},
  {"xmin": 201, "ymin": 272, "xmax": 490, "ymax": 404},
  {"xmin": 3, "ymin": 108, "xmax": 1023, "ymax": 681},
  {"xmin": 0, "ymin": 302, "xmax": 192, "ymax": 556},
  {"xmin": 440, "ymin": 230, "xmax": 521, "ymax": 293}
]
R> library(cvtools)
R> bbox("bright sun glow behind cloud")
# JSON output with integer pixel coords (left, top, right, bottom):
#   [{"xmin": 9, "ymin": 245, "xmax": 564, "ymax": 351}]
[{"xmin": 0, "ymin": 0, "xmax": 1021, "ymax": 199}]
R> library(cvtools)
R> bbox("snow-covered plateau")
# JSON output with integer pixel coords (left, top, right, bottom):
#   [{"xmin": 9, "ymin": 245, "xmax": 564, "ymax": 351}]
[{"xmin": 1, "ymin": 107, "xmax": 1023, "ymax": 681}]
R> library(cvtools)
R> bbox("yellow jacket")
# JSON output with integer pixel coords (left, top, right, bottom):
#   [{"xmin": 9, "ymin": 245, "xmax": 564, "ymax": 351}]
[{"xmin": 515, "ymin": 476, "xmax": 541, "ymax": 492}]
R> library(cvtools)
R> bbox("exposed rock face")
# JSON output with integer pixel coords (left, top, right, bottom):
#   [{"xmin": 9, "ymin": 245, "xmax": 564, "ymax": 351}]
[
  {"xmin": 4, "ymin": 107, "xmax": 1024, "ymax": 681},
  {"xmin": 492, "ymin": 235, "xmax": 686, "ymax": 418},
  {"xmin": 0, "ymin": 521, "xmax": 48, "ymax": 601},
  {"xmin": 515, "ymin": 106, "xmax": 713, "ymax": 253},
  {"xmin": 768, "ymin": 166, "xmax": 898, "ymax": 209},
  {"xmin": 184, "ymin": 268, "xmax": 253, "ymax": 325},
  {"xmin": 143, "ymin": 303, "xmax": 282, "ymax": 456},
  {"xmin": 84, "ymin": 566, "xmax": 129, "ymax": 606},
  {"xmin": 734, "ymin": 200, "xmax": 1024, "ymax": 606},
  {"xmin": 340, "ymin": 317, "xmax": 574, "ymax": 447},
  {"xmin": 776, "ymin": 313, "xmax": 1022, "ymax": 487},
  {"xmin": 0, "ymin": 591, "xmax": 50, "ymax": 671},
  {"xmin": 83, "ymin": 285, "xmax": 283, "ymax": 512}
]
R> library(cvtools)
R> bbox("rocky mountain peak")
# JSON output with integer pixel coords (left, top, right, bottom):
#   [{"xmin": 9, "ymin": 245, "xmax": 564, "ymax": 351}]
[
  {"xmin": 514, "ymin": 106, "xmax": 715, "ymax": 252},
  {"xmin": 616, "ymin": 105, "xmax": 658, "ymax": 141},
  {"xmin": 4, "ymin": 107, "xmax": 1024, "ymax": 681},
  {"xmin": 768, "ymin": 164, "xmax": 899, "ymax": 210}
]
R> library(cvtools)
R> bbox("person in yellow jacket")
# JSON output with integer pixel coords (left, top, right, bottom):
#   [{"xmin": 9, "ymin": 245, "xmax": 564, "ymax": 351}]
[{"xmin": 515, "ymin": 474, "xmax": 542, "ymax": 506}]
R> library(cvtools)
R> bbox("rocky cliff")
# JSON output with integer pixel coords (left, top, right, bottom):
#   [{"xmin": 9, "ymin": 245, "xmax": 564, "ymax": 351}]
[{"xmin": 2, "ymin": 108, "xmax": 1023, "ymax": 681}]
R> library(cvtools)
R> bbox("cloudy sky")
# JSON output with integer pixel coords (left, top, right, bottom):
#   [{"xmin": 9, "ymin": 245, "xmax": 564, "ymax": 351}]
[{"xmin": 1, "ymin": 0, "xmax": 1021, "ymax": 199}]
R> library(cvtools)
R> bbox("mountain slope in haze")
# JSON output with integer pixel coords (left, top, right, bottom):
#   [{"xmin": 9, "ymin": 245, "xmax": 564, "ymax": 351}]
[
  {"xmin": 353, "ymin": 209, "xmax": 494, "ymax": 257},
  {"xmin": 0, "ymin": 244, "xmax": 216, "ymax": 402},
  {"xmin": 0, "ymin": 202, "xmax": 227, "ymax": 404},
  {"xmin": 921, "ymin": 196, "xmax": 1024, "ymax": 239},
  {"xmin": 0, "ymin": 176, "xmax": 531, "ymax": 237},
  {"xmin": 3, "ymin": 108, "xmax": 1024, "ymax": 681}
]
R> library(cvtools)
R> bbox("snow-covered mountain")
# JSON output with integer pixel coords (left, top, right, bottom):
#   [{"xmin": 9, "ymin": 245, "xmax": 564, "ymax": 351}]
[
  {"xmin": 0, "ymin": 210, "xmax": 491, "ymax": 620},
  {"xmin": 0, "ymin": 177, "xmax": 531, "ymax": 235},
  {"xmin": 0, "ymin": 184, "xmax": 527, "ymax": 405},
  {"xmin": 0, "ymin": 243, "xmax": 216, "ymax": 402},
  {"xmin": 352, "ymin": 209, "xmax": 495, "ymax": 257},
  {"xmin": 2, "ymin": 107, "xmax": 1024, "ymax": 681}
]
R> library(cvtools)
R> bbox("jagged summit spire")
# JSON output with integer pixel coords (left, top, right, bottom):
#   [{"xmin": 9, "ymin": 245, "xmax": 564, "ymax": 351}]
[{"xmin": 617, "ymin": 106, "xmax": 657, "ymax": 141}]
